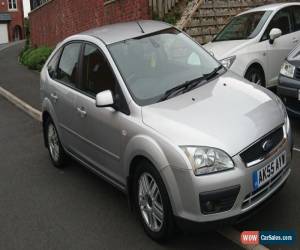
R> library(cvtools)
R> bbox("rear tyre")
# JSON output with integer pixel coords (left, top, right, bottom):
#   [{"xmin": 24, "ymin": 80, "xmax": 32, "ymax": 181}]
[
  {"xmin": 45, "ymin": 119, "xmax": 67, "ymax": 168},
  {"xmin": 133, "ymin": 160, "xmax": 175, "ymax": 242},
  {"xmin": 245, "ymin": 66, "xmax": 265, "ymax": 87}
]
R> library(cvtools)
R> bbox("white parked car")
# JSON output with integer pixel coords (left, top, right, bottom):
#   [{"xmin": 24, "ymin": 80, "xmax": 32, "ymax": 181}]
[{"xmin": 204, "ymin": 3, "xmax": 300, "ymax": 88}]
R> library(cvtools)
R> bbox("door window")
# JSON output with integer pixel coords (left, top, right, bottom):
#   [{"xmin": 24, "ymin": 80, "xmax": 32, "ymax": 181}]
[
  {"xmin": 80, "ymin": 44, "xmax": 116, "ymax": 96},
  {"xmin": 56, "ymin": 43, "xmax": 81, "ymax": 87},
  {"xmin": 262, "ymin": 8, "xmax": 292, "ymax": 40},
  {"xmin": 293, "ymin": 6, "xmax": 300, "ymax": 31},
  {"xmin": 48, "ymin": 48, "xmax": 62, "ymax": 79}
]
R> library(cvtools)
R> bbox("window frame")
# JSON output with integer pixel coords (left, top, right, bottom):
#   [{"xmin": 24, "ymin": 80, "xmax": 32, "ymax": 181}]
[
  {"xmin": 47, "ymin": 40, "xmax": 130, "ymax": 115},
  {"xmin": 291, "ymin": 6, "xmax": 300, "ymax": 32},
  {"xmin": 77, "ymin": 42, "xmax": 117, "ymax": 99},
  {"xmin": 47, "ymin": 47, "xmax": 62, "ymax": 79},
  {"xmin": 78, "ymin": 42, "xmax": 130, "ymax": 115},
  {"xmin": 260, "ymin": 7, "xmax": 294, "ymax": 42},
  {"xmin": 51, "ymin": 41, "xmax": 83, "ymax": 90},
  {"xmin": 7, "ymin": 0, "xmax": 17, "ymax": 10}
]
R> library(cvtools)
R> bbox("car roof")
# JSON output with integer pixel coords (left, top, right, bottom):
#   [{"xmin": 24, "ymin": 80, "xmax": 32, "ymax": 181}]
[
  {"xmin": 240, "ymin": 2, "xmax": 300, "ymax": 15},
  {"xmin": 80, "ymin": 20, "xmax": 172, "ymax": 45}
]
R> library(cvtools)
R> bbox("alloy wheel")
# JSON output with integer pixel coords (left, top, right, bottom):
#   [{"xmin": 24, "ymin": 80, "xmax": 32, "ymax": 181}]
[
  {"xmin": 250, "ymin": 72, "xmax": 263, "ymax": 85},
  {"xmin": 138, "ymin": 173, "xmax": 164, "ymax": 232},
  {"xmin": 48, "ymin": 124, "xmax": 60, "ymax": 162}
]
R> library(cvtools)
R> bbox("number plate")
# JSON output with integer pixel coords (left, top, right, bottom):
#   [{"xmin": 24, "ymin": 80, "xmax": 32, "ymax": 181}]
[{"xmin": 252, "ymin": 151, "xmax": 286, "ymax": 191}]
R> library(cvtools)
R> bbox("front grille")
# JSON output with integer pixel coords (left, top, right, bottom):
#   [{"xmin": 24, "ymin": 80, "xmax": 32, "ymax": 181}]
[
  {"xmin": 240, "ymin": 127, "xmax": 284, "ymax": 167},
  {"xmin": 294, "ymin": 68, "xmax": 300, "ymax": 80},
  {"xmin": 242, "ymin": 167, "xmax": 289, "ymax": 209}
]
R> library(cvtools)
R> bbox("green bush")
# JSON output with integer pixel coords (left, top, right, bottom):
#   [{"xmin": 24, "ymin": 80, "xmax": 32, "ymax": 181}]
[{"xmin": 20, "ymin": 46, "xmax": 53, "ymax": 71}]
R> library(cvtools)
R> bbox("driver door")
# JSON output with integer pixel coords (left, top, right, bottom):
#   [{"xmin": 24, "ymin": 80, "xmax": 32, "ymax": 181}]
[{"xmin": 71, "ymin": 43, "xmax": 126, "ymax": 185}]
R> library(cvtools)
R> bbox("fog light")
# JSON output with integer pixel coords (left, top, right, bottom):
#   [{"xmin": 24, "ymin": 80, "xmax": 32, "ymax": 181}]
[
  {"xmin": 199, "ymin": 185, "xmax": 240, "ymax": 214},
  {"xmin": 204, "ymin": 201, "xmax": 214, "ymax": 212}
]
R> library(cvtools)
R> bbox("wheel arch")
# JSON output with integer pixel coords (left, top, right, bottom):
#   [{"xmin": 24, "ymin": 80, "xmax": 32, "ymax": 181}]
[
  {"xmin": 42, "ymin": 111, "xmax": 52, "ymax": 147},
  {"xmin": 124, "ymin": 135, "xmax": 170, "ymax": 209},
  {"xmin": 244, "ymin": 62, "xmax": 266, "ymax": 84},
  {"xmin": 41, "ymin": 97, "xmax": 60, "ymax": 147}
]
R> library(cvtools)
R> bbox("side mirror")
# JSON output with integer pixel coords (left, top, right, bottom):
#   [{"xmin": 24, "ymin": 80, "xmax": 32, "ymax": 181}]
[
  {"xmin": 269, "ymin": 28, "xmax": 282, "ymax": 44},
  {"xmin": 96, "ymin": 90, "xmax": 114, "ymax": 108}
]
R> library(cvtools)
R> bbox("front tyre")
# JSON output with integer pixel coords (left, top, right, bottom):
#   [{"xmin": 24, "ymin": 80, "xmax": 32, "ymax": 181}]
[
  {"xmin": 45, "ymin": 119, "xmax": 67, "ymax": 168},
  {"xmin": 133, "ymin": 160, "xmax": 175, "ymax": 242}
]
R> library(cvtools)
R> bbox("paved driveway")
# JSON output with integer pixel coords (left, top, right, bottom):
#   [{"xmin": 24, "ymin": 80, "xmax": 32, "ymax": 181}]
[{"xmin": 0, "ymin": 41, "xmax": 41, "ymax": 110}]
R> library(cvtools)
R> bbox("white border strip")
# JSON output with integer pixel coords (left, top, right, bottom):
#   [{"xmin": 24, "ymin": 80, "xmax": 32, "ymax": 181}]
[
  {"xmin": 218, "ymin": 228, "xmax": 269, "ymax": 250},
  {"xmin": 0, "ymin": 86, "xmax": 42, "ymax": 122}
]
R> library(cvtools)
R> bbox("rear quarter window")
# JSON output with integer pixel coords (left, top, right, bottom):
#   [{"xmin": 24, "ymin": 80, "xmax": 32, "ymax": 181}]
[{"xmin": 56, "ymin": 43, "xmax": 82, "ymax": 87}]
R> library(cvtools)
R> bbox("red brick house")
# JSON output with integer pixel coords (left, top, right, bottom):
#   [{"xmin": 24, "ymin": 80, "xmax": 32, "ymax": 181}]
[
  {"xmin": 29, "ymin": 0, "xmax": 152, "ymax": 47},
  {"xmin": 0, "ymin": 0, "xmax": 24, "ymax": 44}
]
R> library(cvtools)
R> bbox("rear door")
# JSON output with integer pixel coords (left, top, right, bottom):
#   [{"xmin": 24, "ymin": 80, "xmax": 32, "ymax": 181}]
[
  {"xmin": 263, "ymin": 7, "xmax": 295, "ymax": 86},
  {"xmin": 46, "ymin": 42, "xmax": 82, "ymax": 151}
]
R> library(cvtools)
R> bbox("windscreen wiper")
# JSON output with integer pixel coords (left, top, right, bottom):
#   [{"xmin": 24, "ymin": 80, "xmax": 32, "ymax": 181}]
[
  {"xmin": 184, "ymin": 65, "xmax": 224, "ymax": 92},
  {"xmin": 159, "ymin": 76, "xmax": 205, "ymax": 102},
  {"xmin": 203, "ymin": 65, "xmax": 224, "ymax": 81},
  {"xmin": 159, "ymin": 65, "xmax": 224, "ymax": 102}
]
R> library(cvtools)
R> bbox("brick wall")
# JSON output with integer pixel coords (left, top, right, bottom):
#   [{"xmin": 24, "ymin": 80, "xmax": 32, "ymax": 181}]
[
  {"xmin": 0, "ymin": 0, "xmax": 24, "ymax": 42},
  {"xmin": 29, "ymin": 0, "xmax": 151, "ymax": 47}
]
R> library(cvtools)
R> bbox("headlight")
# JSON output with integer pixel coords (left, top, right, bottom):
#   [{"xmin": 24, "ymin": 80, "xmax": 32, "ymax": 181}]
[
  {"xmin": 180, "ymin": 146, "xmax": 234, "ymax": 176},
  {"xmin": 280, "ymin": 61, "xmax": 295, "ymax": 78},
  {"xmin": 274, "ymin": 94, "xmax": 287, "ymax": 117},
  {"xmin": 220, "ymin": 56, "xmax": 236, "ymax": 69},
  {"xmin": 274, "ymin": 95, "xmax": 289, "ymax": 133}
]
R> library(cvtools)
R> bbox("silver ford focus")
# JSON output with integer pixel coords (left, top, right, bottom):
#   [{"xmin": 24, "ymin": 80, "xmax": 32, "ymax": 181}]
[{"xmin": 40, "ymin": 20, "xmax": 293, "ymax": 241}]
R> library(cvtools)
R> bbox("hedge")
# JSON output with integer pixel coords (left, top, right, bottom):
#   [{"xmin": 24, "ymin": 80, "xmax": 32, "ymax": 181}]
[{"xmin": 20, "ymin": 46, "xmax": 53, "ymax": 71}]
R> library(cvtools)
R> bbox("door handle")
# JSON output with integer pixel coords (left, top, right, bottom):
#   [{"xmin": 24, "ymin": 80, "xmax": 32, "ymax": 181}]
[
  {"xmin": 50, "ymin": 93, "xmax": 58, "ymax": 103},
  {"xmin": 76, "ymin": 107, "xmax": 87, "ymax": 118}
]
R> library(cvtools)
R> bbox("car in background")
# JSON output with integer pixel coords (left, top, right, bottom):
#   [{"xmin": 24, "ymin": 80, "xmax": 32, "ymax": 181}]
[
  {"xmin": 278, "ymin": 44, "xmax": 300, "ymax": 118},
  {"xmin": 204, "ymin": 3, "xmax": 300, "ymax": 88}
]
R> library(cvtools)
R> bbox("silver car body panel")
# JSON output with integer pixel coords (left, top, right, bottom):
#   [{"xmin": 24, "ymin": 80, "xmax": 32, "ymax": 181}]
[
  {"xmin": 142, "ymin": 71, "xmax": 285, "ymax": 157},
  {"xmin": 80, "ymin": 20, "xmax": 172, "ymax": 45}
]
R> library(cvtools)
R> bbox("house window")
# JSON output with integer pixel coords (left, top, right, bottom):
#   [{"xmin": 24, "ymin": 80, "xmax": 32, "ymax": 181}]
[{"xmin": 8, "ymin": 0, "xmax": 17, "ymax": 10}]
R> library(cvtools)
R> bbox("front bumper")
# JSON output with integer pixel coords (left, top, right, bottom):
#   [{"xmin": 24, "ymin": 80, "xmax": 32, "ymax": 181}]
[
  {"xmin": 161, "ymin": 126, "xmax": 293, "ymax": 225},
  {"xmin": 278, "ymin": 75, "xmax": 300, "ymax": 118},
  {"xmin": 174, "ymin": 179, "xmax": 287, "ymax": 231}
]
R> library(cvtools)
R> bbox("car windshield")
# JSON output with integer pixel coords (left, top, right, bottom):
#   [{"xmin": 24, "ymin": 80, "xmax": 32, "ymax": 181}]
[
  {"xmin": 108, "ymin": 29, "xmax": 222, "ymax": 106},
  {"xmin": 214, "ymin": 11, "xmax": 272, "ymax": 41}
]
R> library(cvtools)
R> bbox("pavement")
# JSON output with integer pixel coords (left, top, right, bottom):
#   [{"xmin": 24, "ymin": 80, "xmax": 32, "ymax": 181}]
[
  {"xmin": 0, "ymin": 43, "xmax": 8, "ymax": 50},
  {"xmin": 0, "ymin": 41, "xmax": 41, "ymax": 110},
  {"xmin": 0, "ymin": 42, "xmax": 300, "ymax": 250}
]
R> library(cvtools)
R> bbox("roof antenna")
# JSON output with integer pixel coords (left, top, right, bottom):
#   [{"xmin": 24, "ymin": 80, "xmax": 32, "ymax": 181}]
[{"xmin": 137, "ymin": 21, "xmax": 145, "ymax": 33}]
